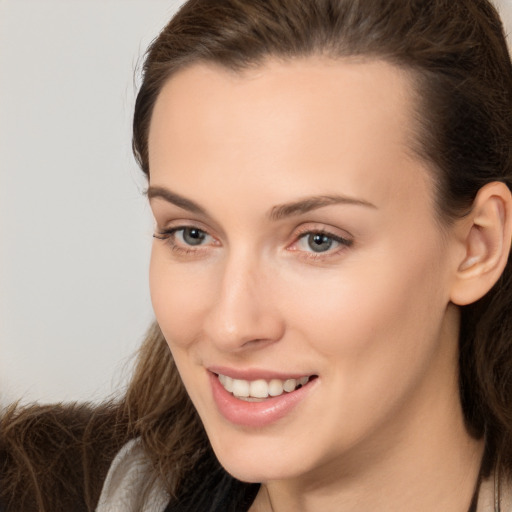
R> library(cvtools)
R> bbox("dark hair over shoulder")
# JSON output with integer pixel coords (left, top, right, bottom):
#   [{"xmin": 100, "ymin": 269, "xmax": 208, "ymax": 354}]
[{"xmin": 0, "ymin": 402, "xmax": 128, "ymax": 511}]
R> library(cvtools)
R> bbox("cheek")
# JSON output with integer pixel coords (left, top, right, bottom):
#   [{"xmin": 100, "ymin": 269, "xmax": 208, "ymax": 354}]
[
  {"xmin": 278, "ymin": 244, "xmax": 453, "ymax": 450},
  {"xmin": 286, "ymin": 237, "xmax": 451, "ymax": 388},
  {"xmin": 149, "ymin": 246, "xmax": 209, "ymax": 349},
  {"xmin": 149, "ymin": 248, "xmax": 215, "ymax": 408}
]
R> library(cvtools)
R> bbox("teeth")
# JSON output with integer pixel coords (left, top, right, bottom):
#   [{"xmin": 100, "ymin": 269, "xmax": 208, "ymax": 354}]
[
  {"xmin": 250, "ymin": 379, "xmax": 269, "ymax": 399},
  {"xmin": 283, "ymin": 378, "xmax": 296, "ymax": 392},
  {"xmin": 231, "ymin": 379, "xmax": 249, "ymax": 398},
  {"xmin": 218, "ymin": 374, "xmax": 235, "ymax": 392},
  {"xmin": 298, "ymin": 376, "xmax": 309, "ymax": 386},
  {"xmin": 268, "ymin": 379, "xmax": 284, "ymax": 397},
  {"xmin": 218, "ymin": 374, "xmax": 312, "ymax": 399},
  {"xmin": 224, "ymin": 376, "xmax": 234, "ymax": 393}
]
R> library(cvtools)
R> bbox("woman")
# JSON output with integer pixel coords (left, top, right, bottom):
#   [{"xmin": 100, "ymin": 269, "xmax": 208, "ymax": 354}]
[{"xmin": 2, "ymin": 0, "xmax": 512, "ymax": 510}]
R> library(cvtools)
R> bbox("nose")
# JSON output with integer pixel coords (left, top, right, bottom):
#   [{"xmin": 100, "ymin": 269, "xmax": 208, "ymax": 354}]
[{"xmin": 202, "ymin": 251, "xmax": 285, "ymax": 352}]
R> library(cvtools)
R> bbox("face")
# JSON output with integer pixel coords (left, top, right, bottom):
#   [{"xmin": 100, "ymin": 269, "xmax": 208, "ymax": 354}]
[{"xmin": 147, "ymin": 58, "xmax": 462, "ymax": 485}]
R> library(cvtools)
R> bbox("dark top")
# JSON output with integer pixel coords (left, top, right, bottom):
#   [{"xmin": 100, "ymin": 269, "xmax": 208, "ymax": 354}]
[
  {"xmin": 164, "ymin": 480, "xmax": 259, "ymax": 512},
  {"xmin": 163, "ymin": 450, "xmax": 260, "ymax": 512}
]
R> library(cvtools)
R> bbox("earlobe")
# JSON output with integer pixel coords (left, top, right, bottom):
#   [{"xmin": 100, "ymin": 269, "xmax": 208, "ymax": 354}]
[{"xmin": 450, "ymin": 182, "xmax": 512, "ymax": 306}]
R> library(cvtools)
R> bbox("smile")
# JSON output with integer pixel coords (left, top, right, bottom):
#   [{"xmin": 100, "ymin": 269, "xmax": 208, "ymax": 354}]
[
  {"xmin": 217, "ymin": 373, "xmax": 315, "ymax": 401},
  {"xmin": 210, "ymin": 370, "xmax": 318, "ymax": 427}
]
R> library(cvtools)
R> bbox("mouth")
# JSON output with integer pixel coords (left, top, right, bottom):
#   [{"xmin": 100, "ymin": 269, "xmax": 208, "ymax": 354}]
[
  {"xmin": 209, "ymin": 370, "xmax": 319, "ymax": 427},
  {"xmin": 216, "ymin": 373, "xmax": 318, "ymax": 402}
]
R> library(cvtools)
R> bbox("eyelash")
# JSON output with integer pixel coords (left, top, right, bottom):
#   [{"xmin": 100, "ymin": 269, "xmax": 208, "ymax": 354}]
[
  {"xmin": 153, "ymin": 226, "xmax": 214, "ymax": 257},
  {"xmin": 290, "ymin": 227, "xmax": 353, "ymax": 260},
  {"xmin": 153, "ymin": 225, "xmax": 353, "ymax": 260}
]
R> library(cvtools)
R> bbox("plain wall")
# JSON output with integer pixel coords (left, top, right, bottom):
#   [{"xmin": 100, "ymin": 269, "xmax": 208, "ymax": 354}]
[
  {"xmin": 0, "ymin": 0, "xmax": 185, "ymax": 405},
  {"xmin": 1, "ymin": 0, "xmax": 511, "ymax": 406}
]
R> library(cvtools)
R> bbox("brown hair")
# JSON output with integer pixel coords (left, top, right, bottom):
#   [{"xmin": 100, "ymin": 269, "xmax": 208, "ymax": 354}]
[{"xmin": 1, "ymin": 1, "xmax": 512, "ymax": 510}]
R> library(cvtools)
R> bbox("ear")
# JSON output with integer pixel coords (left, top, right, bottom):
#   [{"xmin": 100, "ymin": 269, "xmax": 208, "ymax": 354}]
[{"xmin": 450, "ymin": 182, "xmax": 512, "ymax": 306}]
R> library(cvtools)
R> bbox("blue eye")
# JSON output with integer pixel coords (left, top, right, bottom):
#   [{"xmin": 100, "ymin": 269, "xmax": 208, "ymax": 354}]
[
  {"xmin": 178, "ymin": 227, "xmax": 208, "ymax": 246},
  {"xmin": 295, "ymin": 231, "xmax": 352, "ymax": 254},
  {"xmin": 305, "ymin": 233, "xmax": 335, "ymax": 252},
  {"xmin": 153, "ymin": 226, "xmax": 214, "ymax": 250}
]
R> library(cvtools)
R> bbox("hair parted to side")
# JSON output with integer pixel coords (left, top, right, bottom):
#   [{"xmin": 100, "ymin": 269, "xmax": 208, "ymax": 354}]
[{"xmin": 2, "ymin": 1, "xmax": 512, "ymax": 511}]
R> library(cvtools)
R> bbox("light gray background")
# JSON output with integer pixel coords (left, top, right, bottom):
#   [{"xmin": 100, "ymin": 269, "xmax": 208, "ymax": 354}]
[
  {"xmin": 0, "ymin": 0, "xmax": 185, "ymax": 405},
  {"xmin": 1, "ymin": 0, "xmax": 511, "ymax": 406}
]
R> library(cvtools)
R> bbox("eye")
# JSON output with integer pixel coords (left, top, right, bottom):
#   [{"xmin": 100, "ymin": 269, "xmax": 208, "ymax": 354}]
[
  {"xmin": 153, "ymin": 226, "xmax": 216, "ymax": 252},
  {"xmin": 299, "ymin": 233, "xmax": 338, "ymax": 253},
  {"xmin": 290, "ymin": 229, "xmax": 353, "ymax": 257},
  {"xmin": 176, "ymin": 227, "xmax": 210, "ymax": 246}
]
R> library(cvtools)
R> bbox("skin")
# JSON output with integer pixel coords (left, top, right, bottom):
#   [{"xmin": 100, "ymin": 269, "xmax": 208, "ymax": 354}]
[{"xmin": 147, "ymin": 58, "xmax": 491, "ymax": 511}]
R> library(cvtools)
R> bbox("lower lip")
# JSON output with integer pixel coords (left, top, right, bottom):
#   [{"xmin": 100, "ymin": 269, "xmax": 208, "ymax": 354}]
[{"xmin": 209, "ymin": 372, "xmax": 317, "ymax": 428}]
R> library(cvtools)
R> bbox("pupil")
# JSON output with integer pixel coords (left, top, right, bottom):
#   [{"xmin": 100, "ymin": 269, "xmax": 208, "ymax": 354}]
[
  {"xmin": 184, "ymin": 228, "xmax": 206, "ymax": 245},
  {"xmin": 308, "ymin": 234, "xmax": 332, "ymax": 252}
]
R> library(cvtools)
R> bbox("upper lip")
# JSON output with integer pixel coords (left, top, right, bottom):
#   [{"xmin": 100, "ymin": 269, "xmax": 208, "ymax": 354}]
[{"xmin": 208, "ymin": 366, "xmax": 316, "ymax": 381}]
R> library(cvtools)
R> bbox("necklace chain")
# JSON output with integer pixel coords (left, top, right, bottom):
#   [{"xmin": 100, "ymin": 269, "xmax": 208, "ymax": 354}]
[{"xmin": 494, "ymin": 464, "xmax": 501, "ymax": 512}]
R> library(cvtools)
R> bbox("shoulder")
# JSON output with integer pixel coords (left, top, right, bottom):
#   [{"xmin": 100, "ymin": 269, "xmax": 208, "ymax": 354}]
[{"xmin": 96, "ymin": 438, "xmax": 170, "ymax": 512}]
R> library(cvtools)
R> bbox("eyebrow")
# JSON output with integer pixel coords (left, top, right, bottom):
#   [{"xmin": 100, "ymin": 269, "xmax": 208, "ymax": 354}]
[
  {"xmin": 146, "ymin": 186, "xmax": 376, "ymax": 220},
  {"xmin": 146, "ymin": 186, "xmax": 207, "ymax": 216},
  {"xmin": 269, "ymin": 195, "xmax": 376, "ymax": 221}
]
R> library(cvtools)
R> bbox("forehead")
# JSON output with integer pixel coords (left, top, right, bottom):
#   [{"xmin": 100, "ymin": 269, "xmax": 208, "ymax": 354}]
[{"xmin": 148, "ymin": 57, "xmax": 433, "ymax": 214}]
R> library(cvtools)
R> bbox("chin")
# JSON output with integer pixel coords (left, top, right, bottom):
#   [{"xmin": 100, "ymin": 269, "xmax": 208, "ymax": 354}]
[
  {"xmin": 216, "ymin": 454, "xmax": 297, "ymax": 484},
  {"xmin": 205, "ymin": 428, "xmax": 316, "ymax": 483}
]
